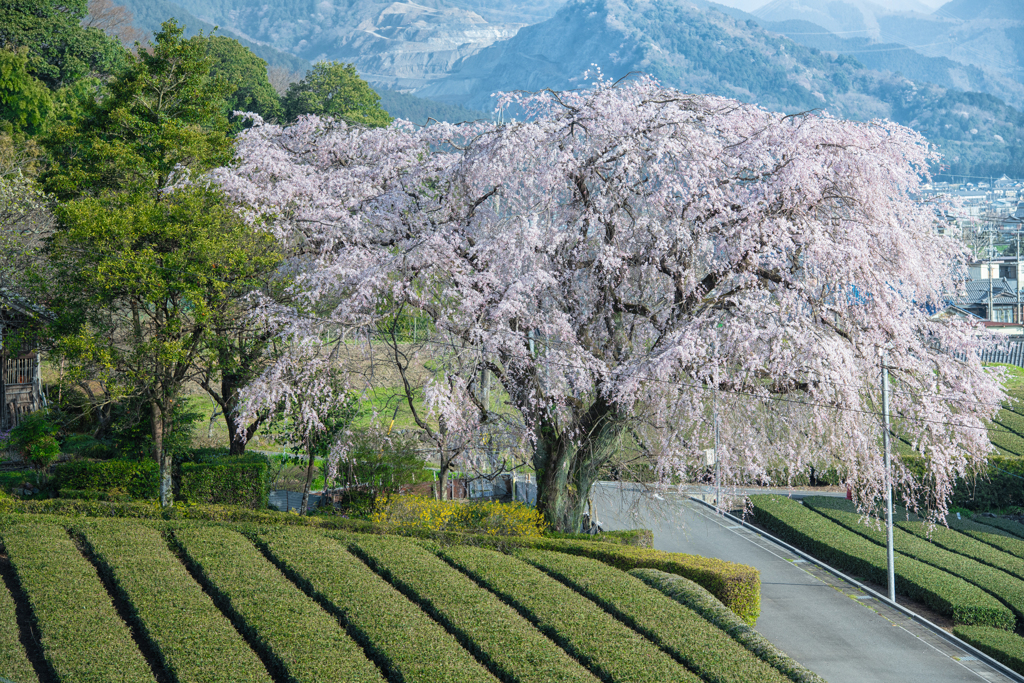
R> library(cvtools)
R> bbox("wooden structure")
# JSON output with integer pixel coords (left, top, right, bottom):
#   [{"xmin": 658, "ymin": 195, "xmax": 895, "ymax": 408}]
[{"xmin": 0, "ymin": 292, "xmax": 45, "ymax": 431}]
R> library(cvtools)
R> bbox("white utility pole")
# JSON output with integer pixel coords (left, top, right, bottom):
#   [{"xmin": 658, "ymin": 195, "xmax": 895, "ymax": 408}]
[
  {"xmin": 714, "ymin": 367, "xmax": 721, "ymax": 512},
  {"xmin": 881, "ymin": 354, "xmax": 896, "ymax": 603},
  {"xmin": 989, "ymin": 230, "xmax": 994, "ymax": 321}
]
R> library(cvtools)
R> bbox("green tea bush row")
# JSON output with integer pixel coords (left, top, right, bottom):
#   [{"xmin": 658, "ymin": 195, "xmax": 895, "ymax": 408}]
[
  {"xmin": 804, "ymin": 497, "xmax": 1024, "ymax": 625},
  {"xmin": 54, "ymin": 459, "xmax": 159, "ymax": 500},
  {"xmin": 439, "ymin": 544, "xmax": 701, "ymax": 683},
  {"xmin": 994, "ymin": 409, "xmax": 1024, "ymax": 437},
  {"xmin": 259, "ymin": 528, "xmax": 497, "ymax": 683},
  {"xmin": 519, "ymin": 536, "xmax": 760, "ymax": 625},
  {"xmin": 987, "ymin": 427, "xmax": 1024, "ymax": 458},
  {"xmin": 953, "ymin": 625, "xmax": 1024, "ymax": 675},
  {"xmin": 0, "ymin": 574, "xmax": 38, "ymax": 683},
  {"xmin": 630, "ymin": 569, "xmax": 826, "ymax": 683},
  {"xmin": 749, "ymin": 495, "xmax": 1014, "ymax": 629},
  {"xmin": 173, "ymin": 525, "xmax": 384, "ymax": 683},
  {"xmin": 895, "ymin": 519, "xmax": 1024, "ymax": 582},
  {"xmin": 949, "ymin": 521, "xmax": 1024, "ymax": 561},
  {"xmin": 347, "ymin": 534, "xmax": 599, "ymax": 683},
  {"xmin": 179, "ymin": 456, "xmax": 270, "ymax": 509},
  {"xmin": 541, "ymin": 528, "xmax": 653, "ymax": 547},
  {"xmin": 78, "ymin": 520, "xmax": 272, "ymax": 683},
  {"xmin": 1, "ymin": 521, "xmax": 155, "ymax": 682},
  {"xmin": 972, "ymin": 516, "xmax": 1024, "ymax": 540},
  {"xmin": 516, "ymin": 548, "xmax": 788, "ymax": 683}
]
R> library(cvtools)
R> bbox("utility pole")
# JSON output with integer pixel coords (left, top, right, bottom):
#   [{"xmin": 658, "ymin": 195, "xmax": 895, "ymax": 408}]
[
  {"xmin": 881, "ymin": 354, "xmax": 896, "ymax": 604},
  {"xmin": 1017, "ymin": 229, "xmax": 1021, "ymax": 324},
  {"xmin": 989, "ymin": 230, "xmax": 994, "ymax": 321},
  {"xmin": 714, "ymin": 367, "xmax": 721, "ymax": 512}
]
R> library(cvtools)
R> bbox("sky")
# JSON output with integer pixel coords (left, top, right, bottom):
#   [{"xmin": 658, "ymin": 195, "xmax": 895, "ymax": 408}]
[{"xmin": 711, "ymin": 0, "xmax": 948, "ymax": 11}]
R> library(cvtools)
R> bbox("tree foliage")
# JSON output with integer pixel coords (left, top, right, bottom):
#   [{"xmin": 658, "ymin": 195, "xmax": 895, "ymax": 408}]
[
  {"xmin": 0, "ymin": 47, "xmax": 51, "ymax": 136},
  {"xmin": 281, "ymin": 61, "xmax": 391, "ymax": 127},
  {"xmin": 220, "ymin": 78, "xmax": 1005, "ymax": 531},
  {"xmin": 205, "ymin": 35, "xmax": 282, "ymax": 123}
]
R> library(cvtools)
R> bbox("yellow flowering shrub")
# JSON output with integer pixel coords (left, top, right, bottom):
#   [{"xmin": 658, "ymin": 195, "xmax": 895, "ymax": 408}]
[{"xmin": 372, "ymin": 495, "xmax": 547, "ymax": 537}]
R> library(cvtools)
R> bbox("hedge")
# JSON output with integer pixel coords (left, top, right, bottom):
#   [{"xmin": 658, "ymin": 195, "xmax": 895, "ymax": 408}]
[
  {"xmin": 804, "ymin": 496, "xmax": 1024, "ymax": 625},
  {"xmin": 517, "ymin": 536, "xmax": 760, "ymax": 625},
  {"xmin": 173, "ymin": 525, "xmax": 384, "ymax": 683},
  {"xmin": 78, "ymin": 520, "xmax": 272, "ymax": 683},
  {"xmin": 1, "ymin": 522, "xmax": 155, "ymax": 683},
  {"xmin": 630, "ymin": 569, "xmax": 826, "ymax": 683},
  {"xmin": 972, "ymin": 516, "xmax": 1024, "ymax": 541},
  {"xmin": 953, "ymin": 625, "xmax": 1024, "ymax": 675},
  {"xmin": 896, "ymin": 519, "xmax": 1024, "ymax": 582},
  {"xmin": 346, "ymin": 534, "xmax": 600, "ymax": 683},
  {"xmin": 259, "ymin": 528, "xmax": 497, "ymax": 683},
  {"xmin": 54, "ymin": 459, "xmax": 159, "ymax": 500},
  {"xmin": 749, "ymin": 495, "xmax": 1014, "ymax": 629},
  {"xmin": 439, "ymin": 544, "xmax": 701, "ymax": 683},
  {"xmin": 179, "ymin": 456, "xmax": 270, "ymax": 509},
  {"xmin": 536, "ymin": 528, "xmax": 653, "ymax": 547},
  {"xmin": 949, "ymin": 518, "xmax": 1024, "ymax": 560},
  {"xmin": 0, "ymin": 571, "xmax": 38, "ymax": 683},
  {"xmin": 516, "ymin": 548, "xmax": 789, "ymax": 683}
]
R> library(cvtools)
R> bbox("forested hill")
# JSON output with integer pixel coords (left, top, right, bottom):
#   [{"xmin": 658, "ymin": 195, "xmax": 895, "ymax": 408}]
[{"xmin": 415, "ymin": 0, "xmax": 1024, "ymax": 179}]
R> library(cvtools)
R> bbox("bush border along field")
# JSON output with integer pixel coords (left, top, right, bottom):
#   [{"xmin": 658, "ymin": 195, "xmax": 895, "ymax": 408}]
[
  {"xmin": 258, "ymin": 527, "xmax": 498, "ymax": 683},
  {"xmin": 173, "ymin": 525, "xmax": 385, "ymax": 683},
  {"xmin": 347, "ymin": 534, "xmax": 601, "ymax": 683},
  {"xmin": 78, "ymin": 519, "xmax": 272, "ymax": 683},
  {"xmin": 516, "ymin": 548, "xmax": 790, "ymax": 683},
  {"xmin": 630, "ymin": 568, "xmax": 825, "ymax": 683},
  {"xmin": 1, "ymin": 521, "xmax": 156, "ymax": 683},
  {"xmin": 749, "ymin": 495, "xmax": 1014, "ymax": 629},
  {"xmin": 953, "ymin": 625, "xmax": 1024, "ymax": 675},
  {"xmin": 439, "ymin": 544, "xmax": 702, "ymax": 683},
  {"xmin": 0, "ymin": 557, "xmax": 39, "ymax": 683},
  {"xmin": 804, "ymin": 497, "xmax": 1024, "ymax": 625},
  {"xmin": 895, "ymin": 519, "xmax": 1024, "ymax": 582}
]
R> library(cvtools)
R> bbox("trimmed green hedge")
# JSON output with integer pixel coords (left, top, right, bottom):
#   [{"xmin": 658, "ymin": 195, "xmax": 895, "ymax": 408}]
[
  {"xmin": 948, "ymin": 519, "xmax": 1024, "ymax": 561},
  {"xmin": 542, "ymin": 528, "xmax": 653, "ymax": 547},
  {"xmin": 54, "ymin": 459, "xmax": 159, "ymax": 500},
  {"xmin": 749, "ymin": 495, "xmax": 1014, "ymax": 629},
  {"xmin": 179, "ymin": 455, "xmax": 270, "ymax": 509},
  {"xmin": 0, "ymin": 570, "xmax": 38, "ymax": 683},
  {"xmin": 78, "ymin": 520, "xmax": 272, "ymax": 683},
  {"xmin": 972, "ymin": 516, "xmax": 1024, "ymax": 540},
  {"xmin": 804, "ymin": 496, "xmax": 1024, "ymax": 625},
  {"xmin": 439, "ymin": 544, "xmax": 701, "ymax": 683},
  {"xmin": 347, "ymin": 534, "xmax": 600, "ymax": 683},
  {"xmin": 518, "ymin": 536, "xmax": 760, "ymax": 625},
  {"xmin": 516, "ymin": 548, "xmax": 789, "ymax": 683},
  {"xmin": 259, "ymin": 528, "xmax": 497, "ymax": 683},
  {"xmin": 173, "ymin": 525, "xmax": 384, "ymax": 683},
  {"xmin": 954, "ymin": 625, "xmax": 1024, "ymax": 675},
  {"xmin": 896, "ymin": 519, "xmax": 1024, "ymax": 582},
  {"xmin": 1, "ymin": 521, "xmax": 155, "ymax": 683},
  {"xmin": 630, "ymin": 569, "xmax": 825, "ymax": 683}
]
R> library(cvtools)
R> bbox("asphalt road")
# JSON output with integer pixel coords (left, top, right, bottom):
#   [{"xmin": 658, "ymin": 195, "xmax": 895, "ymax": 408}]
[{"xmin": 591, "ymin": 483, "xmax": 1013, "ymax": 683}]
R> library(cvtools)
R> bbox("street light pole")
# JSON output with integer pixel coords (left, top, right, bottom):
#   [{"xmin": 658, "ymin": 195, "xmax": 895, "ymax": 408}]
[{"xmin": 881, "ymin": 353, "xmax": 896, "ymax": 603}]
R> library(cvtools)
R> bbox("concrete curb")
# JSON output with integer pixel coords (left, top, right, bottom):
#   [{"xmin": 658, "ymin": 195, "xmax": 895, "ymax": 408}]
[{"xmin": 689, "ymin": 496, "xmax": 1024, "ymax": 683}]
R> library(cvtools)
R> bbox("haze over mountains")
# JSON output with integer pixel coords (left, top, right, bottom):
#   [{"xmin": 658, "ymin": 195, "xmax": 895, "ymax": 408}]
[{"xmin": 119, "ymin": 0, "xmax": 1024, "ymax": 177}]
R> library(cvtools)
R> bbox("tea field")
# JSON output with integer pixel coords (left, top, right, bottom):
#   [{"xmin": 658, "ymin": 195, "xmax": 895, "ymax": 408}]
[{"xmin": 0, "ymin": 516, "xmax": 823, "ymax": 683}]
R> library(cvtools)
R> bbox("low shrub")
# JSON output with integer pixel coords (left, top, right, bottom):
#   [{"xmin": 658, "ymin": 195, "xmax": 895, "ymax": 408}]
[
  {"xmin": 54, "ymin": 459, "xmax": 158, "ymax": 500},
  {"xmin": 347, "ymin": 534, "xmax": 599, "ymax": 683},
  {"xmin": 179, "ymin": 455, "xmax": 270, "ymax": 509},
  {"xmin": 439, "ymin": 544, "xmax": 700, "ymax": 683},
  {"xmin": 372, "ymin": 495, "xmax": 547, "ymax": 537},
  {"xmin": 543, "ymin": 528, "xmax": 653, "ymax": 547},
  {"xmin": 516, "ymin": 548, "xmax": 789, "ymax": 683},
  {"xmin": 804, "ymin": 496, "xmax": 1024, "ymax": 625},
  {"xmin": 630, "ymin": 569, "xmax": 825, "ymax": 683},
  {"xmin": 0, "ymin": 566, "xmax": 38, "ymax": 683},
  {"xmin": 78, "ymin": 520, "xmax": 272, "ymax": 683},
  {"xmin": 749, "ymin": 495, "xmax": 1013, "ymax": 629},
  {"xmin": 173, "ymin": 525, "xmax": 384, "ymax": 683},
  {"xmin": 953, "ymin": 625, "xmax": 1024, "ymax": 675},
  {"xmin": 972, "ymin": 516, "xmax": 1024, "ymax": 540},
  {"xmin": 1, "ymin": 521, "xmax": 155, "ymax": 682},
  {"xmin": 947, "ymin": 519, "xmax": 1024, "ymax": 561},
  {"xmin": 259, "ymin": 528, "xmax": 497, "ymax": 683},
  {"xmin": 896, "ymin": 518, "xmax": 1024, "ymax": 582},
  {"xmin": 517, "ymin": 536, "xmax": 760, "ymax": 625}
]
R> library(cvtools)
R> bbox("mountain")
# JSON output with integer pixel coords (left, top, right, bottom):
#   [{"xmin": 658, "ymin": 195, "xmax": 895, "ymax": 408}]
[
  {"xmin": 415, "ymin": 0, "xmax": 1024, "ymax": 178},
  {"xmin": 753, "ymin": 0, "xmax": 933, "ymax": 39},
  {"xmin": 938, "ymin": 0, "xmax": 1024, "ymax": 21}
]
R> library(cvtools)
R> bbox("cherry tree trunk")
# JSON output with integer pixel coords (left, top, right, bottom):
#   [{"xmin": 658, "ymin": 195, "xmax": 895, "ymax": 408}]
[
  {"xmin": 300, "ymin": 446, "xmax": 316, "ymax": 515},
  {"xmin": 153, "ymin": 402, "xmax": 173, "ymax": 508}
]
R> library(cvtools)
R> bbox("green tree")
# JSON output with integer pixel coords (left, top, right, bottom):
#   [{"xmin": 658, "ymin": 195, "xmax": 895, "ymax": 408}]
[
  {"xmin": 205, "ymin": 35, "xmax": 282, "ymax": 123},
  {"xmin": 0, "ymin": 0, "xmax": 128, "ymax": 89},
  {"xmin": 282, "ymin": 61, "xmax": 391, "ymax": 127},
  {"xmin": 42, "ymin": 19, "xmax": 234, "ymax": 201},
  {"xmin": 44, "ymin": 185, "xmax": 281, "ymax": 506},
  {"xmin": 0, "ymin": 47, "xmax": 51, "ymax": 135}
]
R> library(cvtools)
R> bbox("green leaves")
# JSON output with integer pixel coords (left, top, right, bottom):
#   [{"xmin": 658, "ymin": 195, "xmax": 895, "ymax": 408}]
[
  {"xmin": 282, "ymin": 62, "xmax": 391, "ymax": 127},
  {"xmin": 0, "ymin": 47, "xmax": 51, "ymax": 135}
]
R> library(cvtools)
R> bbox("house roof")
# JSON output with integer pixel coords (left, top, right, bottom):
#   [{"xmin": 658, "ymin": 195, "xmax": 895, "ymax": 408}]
[{"xmin": 961, "ymin": 279, "xmax": 1020, "ymax": 306}]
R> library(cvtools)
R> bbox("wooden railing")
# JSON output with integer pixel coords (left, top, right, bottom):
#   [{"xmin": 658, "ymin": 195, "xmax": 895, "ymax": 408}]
[{"xmin": 4, "ymin": 357, "xmax": 36, "ymax": 386}]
